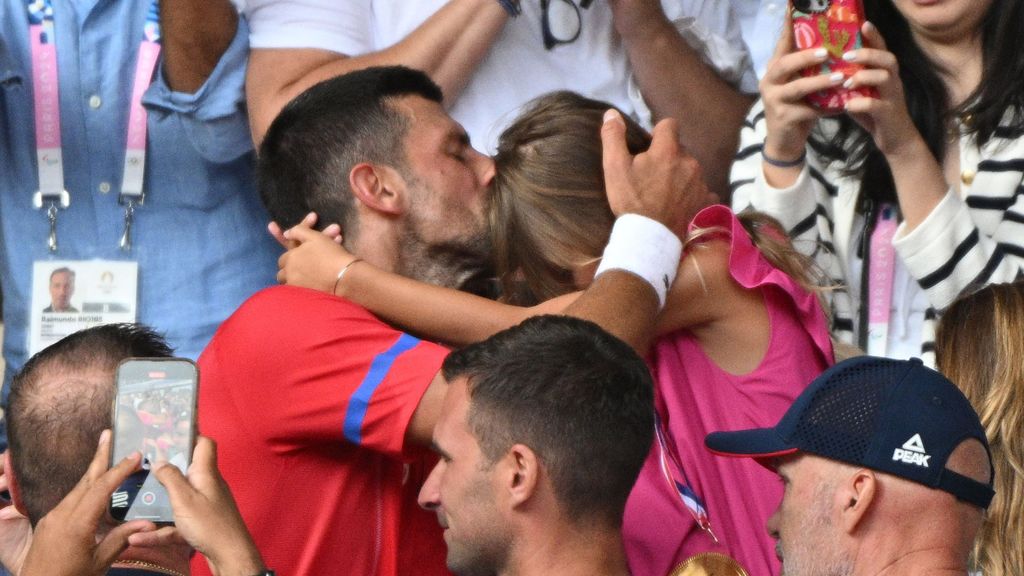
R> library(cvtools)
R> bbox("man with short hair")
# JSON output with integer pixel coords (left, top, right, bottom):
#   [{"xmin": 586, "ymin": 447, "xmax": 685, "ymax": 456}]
[
  {"xmin": 256, "ymin": 66, "xmax": 495, "ymax": 292},
  {"xmin": 43, "ymin": 267, "xmax": 77, "ymax": 313},
  {"xmin": 5, "ymin": 324, "xmax": 187, "ymax": 574},
  {"xmin": 196, "ymin": 65, "xmax": 698, "ymax": 576},
  {"xmin": 3, "ymin": 323, "xmax": 268, "ymax": 576},
  {"xmin": 419, "ymin": 315, "xmax": 654, "ymax": 576},
  {"xmin": 8, "ymin": 324, "xmax": 173, "ymax": 529},
  {"xmin": 705, "ymin": 356, "xmax": 995, "ymax": 576}
]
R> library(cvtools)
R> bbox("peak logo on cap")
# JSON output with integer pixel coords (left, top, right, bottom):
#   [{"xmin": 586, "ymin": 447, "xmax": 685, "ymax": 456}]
[
  {"xmin": 892, "ymin": 433, "xmax": 930, "ymax": 467},
  {"xmin": 704, "ymin": 357, "xmax": 995, "ymax": 509}
]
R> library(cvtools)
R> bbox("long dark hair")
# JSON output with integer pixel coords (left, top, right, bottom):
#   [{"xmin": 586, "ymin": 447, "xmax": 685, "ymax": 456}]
[{"xmin": 814, "ymin": 0, "xmax": 1024, "ymax": 212}]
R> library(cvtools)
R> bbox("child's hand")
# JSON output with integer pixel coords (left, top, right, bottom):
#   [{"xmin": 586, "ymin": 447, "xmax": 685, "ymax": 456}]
[
  {"xmin": 277, "ymin": 222, "xmax": 356, "ymax": 295},
  {"xmin": 268, "ymin": 212, "xmax": 343, "ymax": 250}
]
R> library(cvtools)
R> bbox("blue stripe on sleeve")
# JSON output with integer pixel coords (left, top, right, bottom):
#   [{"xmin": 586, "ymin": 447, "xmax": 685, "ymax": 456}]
[{"xmin": 343, "ymin": 333, "xmax": 422, "ymax": 445}]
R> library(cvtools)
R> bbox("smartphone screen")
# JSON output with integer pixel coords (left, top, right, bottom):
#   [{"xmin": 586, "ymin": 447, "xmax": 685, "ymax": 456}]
[{"xmin": 109, "ymin": 358, "xmax": 198, "ymax": 524}]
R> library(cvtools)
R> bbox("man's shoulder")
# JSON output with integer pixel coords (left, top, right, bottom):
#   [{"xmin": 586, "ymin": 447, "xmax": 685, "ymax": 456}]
[
  {"xmin": 234, "ymin": 284, "xmax": 376, "ymax": 320},
  {"xmin": 202, "ymin": 285, "xmax": 409, "ymax": 360}
]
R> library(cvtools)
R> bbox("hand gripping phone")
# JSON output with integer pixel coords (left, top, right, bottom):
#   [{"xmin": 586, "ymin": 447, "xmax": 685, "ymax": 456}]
[
  {"xmin": 109, "ymin": 358, "xmax": 198, "ymax": 524},
  {"xmin": 791, "ymin": 0, "xmax": 878, "ymax": 112}
]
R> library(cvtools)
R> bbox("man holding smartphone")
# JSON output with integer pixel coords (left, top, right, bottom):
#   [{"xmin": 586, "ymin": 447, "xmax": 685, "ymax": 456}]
[{"xmin": 1, "ymin": 323, "xmax": 268, "ymax": 575}]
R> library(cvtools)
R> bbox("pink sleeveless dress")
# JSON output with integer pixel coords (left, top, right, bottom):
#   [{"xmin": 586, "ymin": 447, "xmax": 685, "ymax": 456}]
[{"xmin": 623, "ymin": 205, "xmax": 835, "ymax": 576}]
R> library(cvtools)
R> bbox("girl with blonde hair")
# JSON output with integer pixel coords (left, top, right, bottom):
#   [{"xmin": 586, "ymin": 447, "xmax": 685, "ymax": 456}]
[
  {"xmin": 936, "ymin": 281, "xmax": 1024, "ymax": 576},
  {"xmin": 277, "ymin": 91, "xmax": 834, "ymax": 576}
]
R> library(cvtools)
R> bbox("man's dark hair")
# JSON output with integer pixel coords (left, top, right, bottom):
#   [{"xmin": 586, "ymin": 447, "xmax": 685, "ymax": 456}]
[
  {"xmin": 257, "ymin": 66, "xmax": 444, "ymax": 239},
  {"xmin": 8, "ymin": 324, "xmax": 173, "ymax": 525},
  {"xmin": 441, "ymin": 315, "xmax": 654, "ymax": 527}
]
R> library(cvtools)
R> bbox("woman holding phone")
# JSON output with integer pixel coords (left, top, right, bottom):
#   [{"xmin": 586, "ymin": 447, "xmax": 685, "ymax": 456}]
[{"xmin": 731, "ymin": 0, "xmax": 1024, "ymax": 365}]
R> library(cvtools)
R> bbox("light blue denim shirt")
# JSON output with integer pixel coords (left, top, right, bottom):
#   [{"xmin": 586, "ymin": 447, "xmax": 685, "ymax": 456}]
[{"xmin": 0, "ymin": 1, "xmax": 278, "ymax": 417}]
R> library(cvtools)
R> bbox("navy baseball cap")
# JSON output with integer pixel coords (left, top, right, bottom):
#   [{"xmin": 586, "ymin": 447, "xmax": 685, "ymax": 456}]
[{"xmin": 705, "ymin": 356, "xmax": 995, "ymax": 509}]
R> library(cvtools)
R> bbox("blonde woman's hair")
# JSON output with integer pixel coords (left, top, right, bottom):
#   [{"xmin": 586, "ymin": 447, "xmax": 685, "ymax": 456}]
[
  {"xmin": 936, "ymin": 281, "xmax": 1024, "ymax": 576},
  {"xmin": 492, "ymin": 91, "xmax": 827, "ymax": 306},
  {"xmin": 491, "ymin": 91, "xmax": 649, "ymax": 304}
]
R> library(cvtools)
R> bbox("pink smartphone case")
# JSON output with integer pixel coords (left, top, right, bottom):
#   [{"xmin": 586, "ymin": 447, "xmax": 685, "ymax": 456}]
[{"xmin": 791, "ymin": 0, "xmax": 878, "ymax": 112}]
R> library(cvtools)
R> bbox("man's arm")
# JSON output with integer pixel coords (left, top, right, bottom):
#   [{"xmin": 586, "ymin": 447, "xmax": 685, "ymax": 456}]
[
  {"xmin": 610, "ymin": 0, "xmax": 755, "ymax": 201},
  {"xmin": 247, "ymin": 0, "xmax": 508, "ymax": 144},
  {"xmin": 159, "ymin": 0, "xmax": 238, "ymax": 93},
  {"xmin": 563, "ymin": 112, "xmax": 696, "ymax": 353}
]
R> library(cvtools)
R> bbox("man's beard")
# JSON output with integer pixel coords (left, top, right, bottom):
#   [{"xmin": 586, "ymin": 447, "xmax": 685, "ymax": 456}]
[
  {"xmin": 396, "ymin": 212, "xmax": 495, "ymax": 295},
  {"xmin": 779, "ymin": 485, "xmax": 855, "ymax": 576}
]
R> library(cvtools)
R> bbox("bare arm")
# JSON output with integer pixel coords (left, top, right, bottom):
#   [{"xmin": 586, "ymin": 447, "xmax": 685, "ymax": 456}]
[
  {"xmin": 276, "ymin": 224, "xmax": 577, "ymax": 347},
  {"xmin": 400, "ymin": 273, "xmax": 663, "ymax": 449},
  {"xmin": 610, "ymin": 0, "xmax": 755, "ymax": 201},
  {"xmin": 247, "ymin": 0, "xmax": 508, "ymax": 144},
  {"xmin": 159, "ymin": 0, "xmax": 238, "ymax": 93}
]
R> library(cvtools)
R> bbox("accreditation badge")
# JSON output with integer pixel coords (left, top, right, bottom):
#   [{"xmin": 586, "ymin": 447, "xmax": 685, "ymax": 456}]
[
  {"xmin": 29, "ymin": 260, "xmax": 138, "ymax": 355},
  {"xmin": 668, "ymin": 552, "xmax": 749, "ymax": 576}
]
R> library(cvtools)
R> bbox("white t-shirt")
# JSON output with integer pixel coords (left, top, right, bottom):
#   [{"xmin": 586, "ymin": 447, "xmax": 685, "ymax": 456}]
[
  {"xmin": 731, "ymin": 0, "xmax": 786, "ymax": 78},
  {"xmin": 238, "ymin": 0, "xmax": 757, "ymax": 151}
]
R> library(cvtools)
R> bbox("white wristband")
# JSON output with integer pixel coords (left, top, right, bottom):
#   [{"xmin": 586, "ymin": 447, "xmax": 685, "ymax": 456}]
[{"xmin": 594, "ymin": 214, "xmax": 682, "ymax": 309}]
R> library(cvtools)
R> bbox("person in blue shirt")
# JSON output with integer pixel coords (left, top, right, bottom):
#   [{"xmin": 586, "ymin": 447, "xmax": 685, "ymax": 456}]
[{"xmin": 0, "ymin": 0, "xmax": 279, "ymax": 450}]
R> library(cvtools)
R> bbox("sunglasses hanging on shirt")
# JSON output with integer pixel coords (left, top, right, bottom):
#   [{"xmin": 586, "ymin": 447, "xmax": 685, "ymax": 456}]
[{"xmin": 541, "ymin": 0, "xmax": 593, "ymax": 50}]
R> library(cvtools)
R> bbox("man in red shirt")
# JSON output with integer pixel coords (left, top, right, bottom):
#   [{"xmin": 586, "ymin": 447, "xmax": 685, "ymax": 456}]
[{"xmin": 195, "ymin": 66, "xmax": 698, "ymax": 576}]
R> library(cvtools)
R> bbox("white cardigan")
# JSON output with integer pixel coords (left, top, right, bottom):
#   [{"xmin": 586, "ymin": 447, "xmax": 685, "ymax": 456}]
[{"xmin": 731, "ymin": 99, "xmax": 1024, "ymax": 366}]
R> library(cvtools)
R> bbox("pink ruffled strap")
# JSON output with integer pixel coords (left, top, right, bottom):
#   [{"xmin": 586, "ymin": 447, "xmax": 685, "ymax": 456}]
[{"xmin": 688, "ymin": 205, "xmax": 834, "ymax": 364}]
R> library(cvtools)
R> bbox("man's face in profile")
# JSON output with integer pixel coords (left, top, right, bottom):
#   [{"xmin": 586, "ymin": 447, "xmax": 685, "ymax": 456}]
[
  {"xmin": 767, "ymin": 455, "xmax": 853, "ymax": 576},
  {"xmin": 419, "ymin": 377, "xmax": 510, "ymax": 576},
  {"xmin": 391, "ymin": 96, "xmax": 496, "ymax": 289},
  {"xmin": 49, "ymin": 270, "xmax": 75, "ymax": 311}
]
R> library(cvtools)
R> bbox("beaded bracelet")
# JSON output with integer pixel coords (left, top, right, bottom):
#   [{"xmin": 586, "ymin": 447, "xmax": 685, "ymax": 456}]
[
  {"xmin": 497, "ymin": 0, "xmax": 521, "ymax": 17},
  {"xmin": 762, "ymin": 147, "xmax": 807, "ymax": 169}
]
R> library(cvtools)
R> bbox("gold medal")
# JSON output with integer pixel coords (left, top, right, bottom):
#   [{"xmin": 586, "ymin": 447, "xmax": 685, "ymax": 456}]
[{"xmin": 667, "ymin": 552, "xmax": 749, "ymax": 576}]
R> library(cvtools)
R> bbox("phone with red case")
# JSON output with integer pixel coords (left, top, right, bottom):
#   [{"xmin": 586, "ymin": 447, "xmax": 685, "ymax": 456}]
[{"xmin": 791, "ymin": 0, "xmax": 878, "ymax": 112}]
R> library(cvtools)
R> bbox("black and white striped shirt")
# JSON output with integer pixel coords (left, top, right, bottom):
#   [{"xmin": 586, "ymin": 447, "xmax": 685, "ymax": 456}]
[{"xmin": 730, "ymin": 99, "xmax": 1024, "ymax": 367}]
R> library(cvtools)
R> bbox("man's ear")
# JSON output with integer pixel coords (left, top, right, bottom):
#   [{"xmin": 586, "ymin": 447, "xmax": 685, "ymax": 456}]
[
  {"xmin": 349, "ymin": 162, "xmax": 406, "ymax": 216},
  {"xmin": 503, "ymin": 444, "xmax": 540, "ymax": 509},
  {"xmin": 4, "ymin": 450, "xmax": 29, "ymax": 518},
  {"xmin": 837, "ymin": 467, "xmax": 876, "ymax": 534}
]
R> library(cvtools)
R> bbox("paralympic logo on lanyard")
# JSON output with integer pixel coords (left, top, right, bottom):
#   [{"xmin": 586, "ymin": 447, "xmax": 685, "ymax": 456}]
[{"xmin": 25, "ymin": 0, "xmax": 162, "ymax": 252}]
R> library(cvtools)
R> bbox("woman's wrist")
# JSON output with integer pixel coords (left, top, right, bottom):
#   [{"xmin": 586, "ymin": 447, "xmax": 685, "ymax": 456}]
[
  {"xmin": 762, "ymin": 147, "xmax": 806, "ymax": 168},
  {"xmin": 762, "ymin": 138, "xmax": 806, "ymax": 168},
  {"xmin": 880, "ymin": 132, "xmax": 930, "ymax": 163}
]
